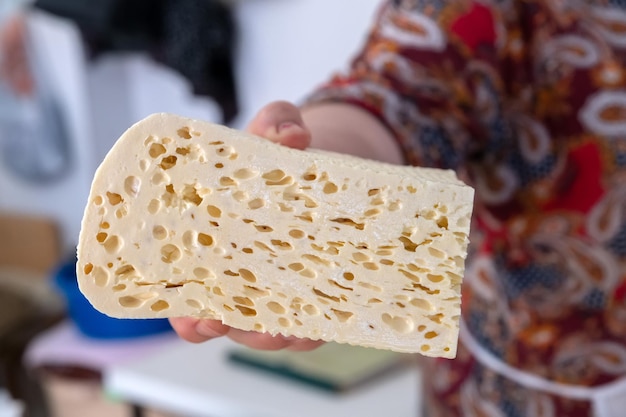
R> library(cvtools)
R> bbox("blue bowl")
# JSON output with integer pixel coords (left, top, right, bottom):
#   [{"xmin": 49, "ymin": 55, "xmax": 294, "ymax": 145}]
[{"xmin": 54, "ymin": 261, "xmax": 173, "ymax": 339}]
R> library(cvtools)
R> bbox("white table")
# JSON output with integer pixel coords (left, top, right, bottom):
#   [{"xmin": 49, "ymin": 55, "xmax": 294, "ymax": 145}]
[
  {"xmin": 24, "ymin": 320, "xmax": 180, "ymax": 371},
  {"xmin": 104, "ymin": 337, "xmax": 422, "ymax": 417}
]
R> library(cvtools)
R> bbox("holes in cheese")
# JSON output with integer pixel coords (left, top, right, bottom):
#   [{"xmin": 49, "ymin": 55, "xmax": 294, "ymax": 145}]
[{"xmin": 77, "ymin": 113, "xmax": 474, "ymax": 358}]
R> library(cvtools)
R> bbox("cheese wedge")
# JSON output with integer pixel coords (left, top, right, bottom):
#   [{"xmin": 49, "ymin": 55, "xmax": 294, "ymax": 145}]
[{"xmin": 77, "ymin": 113, "xmax": 474, "ymax": 357}]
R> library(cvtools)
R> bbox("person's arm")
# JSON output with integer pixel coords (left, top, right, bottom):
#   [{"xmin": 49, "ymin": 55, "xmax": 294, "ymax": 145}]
[{"xmin": 302, "ymin": 103, "xmax": 403, "ymax": 165}]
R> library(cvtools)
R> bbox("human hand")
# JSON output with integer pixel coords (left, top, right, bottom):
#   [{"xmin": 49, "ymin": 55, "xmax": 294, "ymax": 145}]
[
  {"xmin": 170, "ymin": 101, "xmax": 324, "ymax": 351},
  {"xmin": 0, "ymin": 15, "xmax": 33, "ymax": 96}
]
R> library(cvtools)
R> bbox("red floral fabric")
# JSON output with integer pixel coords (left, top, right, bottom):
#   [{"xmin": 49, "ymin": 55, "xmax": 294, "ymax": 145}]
[{"xmin": 306, "ymin": 1, "xmax": 626, "ymax": 416}]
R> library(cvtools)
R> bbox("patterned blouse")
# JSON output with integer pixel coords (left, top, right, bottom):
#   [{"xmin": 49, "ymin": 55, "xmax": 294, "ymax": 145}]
[{"xmin": 306, "ymin": 1, "xmax": 626, "ymax": 416}]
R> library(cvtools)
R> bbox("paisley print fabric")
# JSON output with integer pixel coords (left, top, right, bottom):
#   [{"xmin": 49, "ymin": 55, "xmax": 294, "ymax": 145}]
[{"xmin": 306, "ymin": 1, "xmax": 626, "ymax": 416}]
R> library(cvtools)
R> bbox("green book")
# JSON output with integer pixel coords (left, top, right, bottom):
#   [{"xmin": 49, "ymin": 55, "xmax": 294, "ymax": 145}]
[{"xmin": 228, "ymin": 342, "xmax": 412, "ymax": 393}]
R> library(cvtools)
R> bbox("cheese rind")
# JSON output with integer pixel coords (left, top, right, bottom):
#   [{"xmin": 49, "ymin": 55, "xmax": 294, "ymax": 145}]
[{"xmin": 77, "ymin": 113, "xmax": 474, "ymax": 357}]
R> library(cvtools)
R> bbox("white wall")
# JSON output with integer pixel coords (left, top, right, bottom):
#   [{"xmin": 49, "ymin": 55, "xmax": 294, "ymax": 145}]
[
  {"xmin": 232, "ymin": 0, "xmax": 381, "ymax": 128},
  {"xmin": 0, "ymin": 0, "xmax": 382, "ymax": 254}
]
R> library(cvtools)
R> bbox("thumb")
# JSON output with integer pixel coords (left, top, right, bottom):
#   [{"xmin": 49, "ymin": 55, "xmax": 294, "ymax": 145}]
[{"xmin": 246, "ymin": 101, "xmax": 311, "ymax": 150}]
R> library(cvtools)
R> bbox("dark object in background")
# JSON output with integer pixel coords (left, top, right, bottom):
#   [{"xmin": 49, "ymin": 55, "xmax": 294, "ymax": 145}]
[{"xmin": 34, "ymin": 0, "xmax": 239, "ymax": 124}]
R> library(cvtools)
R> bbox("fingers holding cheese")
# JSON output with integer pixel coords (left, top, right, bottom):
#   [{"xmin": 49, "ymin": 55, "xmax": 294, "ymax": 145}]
[
  {"xmin": 169, "ymin": 317, "xmax": 229, "ymax": 343},
  {"xmin": 171, "ymin": 102, "xmax": 318, "ymax": 350},
  {"xmin": 170, "ymin": 316, "xmax": 324, "ymax": 350},
  {"xmin": 226, "ymin": 328, "xmax": 325, "ymax": 351},
  {"xmin": 246, "ymin": 101, "xmax": 311, "ymax": 150}
]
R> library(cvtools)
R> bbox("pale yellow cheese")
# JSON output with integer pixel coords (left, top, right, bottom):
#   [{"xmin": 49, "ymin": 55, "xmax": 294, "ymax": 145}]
[{"xmin": 77, "ymin": 113, "xmax": 474, "ymax": 357}]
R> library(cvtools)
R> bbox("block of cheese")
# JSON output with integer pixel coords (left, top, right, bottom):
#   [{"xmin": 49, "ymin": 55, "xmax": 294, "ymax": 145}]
[{"xmin": 77, "ymin": 113, "xmax": 474, "ymax": 358}]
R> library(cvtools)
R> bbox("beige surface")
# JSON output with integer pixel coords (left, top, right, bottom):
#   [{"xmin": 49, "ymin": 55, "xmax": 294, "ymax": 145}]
[
  {"xmin": 0, "ymin": 267, "xmax": 64, "ymax": 313},
  {"xmin": 0, "ymin": 212, "xmax": 61, "ymax": 274},
  {"xmin": 43, "ymin": 375, "xmax": 177, "ymax": 417}
]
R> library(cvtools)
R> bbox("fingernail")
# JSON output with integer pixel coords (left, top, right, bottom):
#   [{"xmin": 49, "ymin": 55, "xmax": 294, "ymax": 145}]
[
  {"xmin": 278, "ymin": 122, "xmax": 297, "ymax": 133},
  {"xmin": 195, "ymin": 320, "xmax": 228, "ymax": 338}
]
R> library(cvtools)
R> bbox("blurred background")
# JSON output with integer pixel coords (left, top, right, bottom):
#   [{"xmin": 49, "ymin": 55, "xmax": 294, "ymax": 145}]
[{"xmin": 0, "ymin": 1, "xmax": 422, "ymax": 417}]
